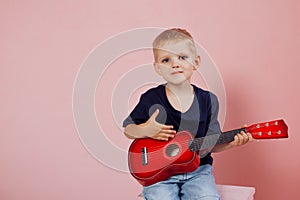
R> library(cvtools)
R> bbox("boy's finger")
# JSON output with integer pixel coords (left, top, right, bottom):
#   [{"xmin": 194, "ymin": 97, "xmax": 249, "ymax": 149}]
[
  {"xmin": 247, "ymin": 133, "xmax": 253, "ymax": 142},
  {"xmin": 162, "ymin": 133, "xmax": 175, "ymax": 138},
  {"xmin": 150, "ymin": 109, "xmax": 159, "ymax": 120},
  {"xmin": 237, "ymin": 133, "xmax": 245, "ymax": 145},
  {"xmin": 161, "ymin": 129, "xmax": 176, "ymax": 134},
  {"xmin": 162, "ymin": 124, "xmax": 174, "ymax": 129},
  {"xmin": 230, "ymin": 135, "xmax": 239, "ymax": 146}
]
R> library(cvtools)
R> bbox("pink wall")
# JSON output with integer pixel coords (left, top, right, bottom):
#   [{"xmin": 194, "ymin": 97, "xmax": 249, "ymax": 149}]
[{"xmin": 1, "ymin": 1, "xmax": 299, "ymax": 200}]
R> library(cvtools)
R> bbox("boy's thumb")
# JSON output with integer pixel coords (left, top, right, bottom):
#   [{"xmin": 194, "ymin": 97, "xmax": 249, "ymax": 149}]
[{"xmin": 150, "ymin": 109, "xmax": 159, "ymax": 120}]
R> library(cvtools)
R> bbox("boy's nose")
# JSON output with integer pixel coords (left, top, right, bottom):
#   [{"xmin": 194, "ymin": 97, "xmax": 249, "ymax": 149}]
[{"xmin": 171, "ymin": 58, "xmax": 180, "ymax": 68}]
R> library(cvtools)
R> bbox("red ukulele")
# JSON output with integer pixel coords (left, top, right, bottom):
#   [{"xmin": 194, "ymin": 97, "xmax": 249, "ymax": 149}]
[{"xmin": 128, "ymin": 119, "xmax": 288, "ymax": 186}]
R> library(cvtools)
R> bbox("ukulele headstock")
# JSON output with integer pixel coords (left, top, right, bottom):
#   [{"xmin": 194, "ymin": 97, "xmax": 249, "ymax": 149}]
[{"xmin": 246, "ymin": 119, "xmax": 288, "ymax": 139}]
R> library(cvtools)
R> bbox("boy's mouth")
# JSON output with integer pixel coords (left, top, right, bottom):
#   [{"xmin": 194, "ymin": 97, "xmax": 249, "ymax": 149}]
[{"xmin": 171, "ymin": 71, "xmax": 183, "ymax": 75}]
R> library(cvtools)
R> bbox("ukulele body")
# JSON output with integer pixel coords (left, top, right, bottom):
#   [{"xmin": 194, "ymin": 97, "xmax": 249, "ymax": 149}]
[{"xmin": 128, "ymin": 131, "xmax": 200, "ymax": 186}]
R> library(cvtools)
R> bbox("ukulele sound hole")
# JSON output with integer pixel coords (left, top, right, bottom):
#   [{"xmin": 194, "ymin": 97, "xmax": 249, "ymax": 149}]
[{"xmin": 166, "ymin": 144, "xmax": 180, "ymax": 157}]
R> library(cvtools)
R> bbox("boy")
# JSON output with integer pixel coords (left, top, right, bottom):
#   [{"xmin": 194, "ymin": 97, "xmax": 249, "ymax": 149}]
[{"xmin": 123, "ymin": 28, "xmax": 252, "ymax": 200}]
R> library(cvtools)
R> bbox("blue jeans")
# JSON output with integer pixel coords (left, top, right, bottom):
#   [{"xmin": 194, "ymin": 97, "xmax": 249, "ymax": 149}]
[{"xmin": 142, "ymin": 164, "xmax": 220, "ymax": 200}]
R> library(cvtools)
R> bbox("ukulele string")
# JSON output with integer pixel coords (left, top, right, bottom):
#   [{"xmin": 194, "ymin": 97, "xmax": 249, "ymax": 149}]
[
  {"xmin": 133, "ymin": 125, "xmax": 283, "ymax": 158},
  {"xmin": 136, "ymin": 122, "xmax": 281, "ymax": 153},
  {"xmin": 132, "ymin": 137, "xmax": 218, "ymax": 159}
]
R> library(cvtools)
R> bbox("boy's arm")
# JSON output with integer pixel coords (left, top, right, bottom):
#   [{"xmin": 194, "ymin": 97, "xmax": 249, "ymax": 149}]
[
  {"xmin": 212, "ymin": 131, "xmax": 253, "ymax": 152},
  {"xmin": 124, "ymin": 109, "xmax": 176, "ymax": 141},
  {"xmin": 206, "ymin": 93, "xmax": 253, "ymax": 153}
]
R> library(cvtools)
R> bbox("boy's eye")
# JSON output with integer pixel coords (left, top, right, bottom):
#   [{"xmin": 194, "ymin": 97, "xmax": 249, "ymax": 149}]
[
  {"xmin": 179, "ymin": 55, "xmax": 188, "ymax": 60},
  {"xmin": 161, "ymin": 58, "xmax": 169, "ymax": 63}
]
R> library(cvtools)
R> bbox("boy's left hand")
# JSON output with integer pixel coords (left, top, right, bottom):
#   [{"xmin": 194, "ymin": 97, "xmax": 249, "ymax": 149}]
[
  {"xmin": 229, "ymin": 131, "xmax": 253, "ymax": 147},
  {"xmin": 211, "ymin": 126, "xmax": 254, "ymax": 153}
]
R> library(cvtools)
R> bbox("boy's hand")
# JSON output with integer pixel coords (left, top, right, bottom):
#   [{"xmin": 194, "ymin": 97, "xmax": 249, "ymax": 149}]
[
  {"xmin": 142, "ymin": 109, "xmax": 176, "ymax": 141},
  {"xmin": 212, "ymin": 125, "xmax": 253, "ymax": 153},
  {"xmin": 229, "ymin": 126, "xmax": 253, "ymax": 147}
]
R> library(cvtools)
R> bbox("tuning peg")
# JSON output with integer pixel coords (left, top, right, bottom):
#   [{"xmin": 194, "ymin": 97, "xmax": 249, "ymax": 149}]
[
  {"xmin": 268, "ymin": 131, "xmax": 272, "ymax": 135},
  {"xmin": 258, "ymin": 132, "xmax": 262, "ymax": 136}
]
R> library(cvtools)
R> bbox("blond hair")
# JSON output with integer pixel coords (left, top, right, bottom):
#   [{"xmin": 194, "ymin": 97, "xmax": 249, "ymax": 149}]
[{"xmin": 152, "ymin": 28, "xmax": 197, "ymax": 58}]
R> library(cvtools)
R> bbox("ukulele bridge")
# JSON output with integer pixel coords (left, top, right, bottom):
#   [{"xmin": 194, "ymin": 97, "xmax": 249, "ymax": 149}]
[{"xmin": 141, "ymin": 147, "xmax": 148, "ymax": 165}]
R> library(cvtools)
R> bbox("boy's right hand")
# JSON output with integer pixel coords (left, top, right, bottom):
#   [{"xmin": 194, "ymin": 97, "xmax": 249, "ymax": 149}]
[{"xmin": 142, "ymin": 109, "xmax": 176, "ymax": 141}]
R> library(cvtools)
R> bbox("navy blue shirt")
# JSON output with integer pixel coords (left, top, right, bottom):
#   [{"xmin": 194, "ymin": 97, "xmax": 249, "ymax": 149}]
[{"xmin": 123, "ymin": 84, "xmax": 221, "ymax": 165}]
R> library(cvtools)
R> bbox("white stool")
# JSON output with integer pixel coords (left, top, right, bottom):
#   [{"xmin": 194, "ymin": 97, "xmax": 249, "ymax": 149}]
[{"xmin": 217, "ymin": 185, "xmax": 255, "ymax": 200}]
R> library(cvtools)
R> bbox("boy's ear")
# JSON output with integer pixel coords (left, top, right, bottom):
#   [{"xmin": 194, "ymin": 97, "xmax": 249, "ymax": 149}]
[
  {"xmin": 153, "ymin": 62, "xmax": 162, "ymax": 75},
  {"xmin": 193, "ymin": 55, "xmax": 201, "ymax": 70}
]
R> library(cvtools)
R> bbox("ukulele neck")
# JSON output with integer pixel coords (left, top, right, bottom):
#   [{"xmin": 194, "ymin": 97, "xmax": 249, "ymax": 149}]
[{"xmin": 189, "ymin": 128, "xmax": 246, "ymax": 152}]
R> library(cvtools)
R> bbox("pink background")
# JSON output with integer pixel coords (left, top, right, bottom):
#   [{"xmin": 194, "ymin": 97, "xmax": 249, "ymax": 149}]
[{"xmin": 1, "ymin": 1, "xmax": 299, "ymax": 200}]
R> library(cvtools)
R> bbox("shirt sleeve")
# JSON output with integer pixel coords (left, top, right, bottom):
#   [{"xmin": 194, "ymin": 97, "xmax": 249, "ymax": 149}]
[
  {"xmin": 122, "ymin": 93, "xmax": 150, "ymax": 127},
  {"xmin": 206, "ymin": 92, "xmax": 222, "ymax": 136}
]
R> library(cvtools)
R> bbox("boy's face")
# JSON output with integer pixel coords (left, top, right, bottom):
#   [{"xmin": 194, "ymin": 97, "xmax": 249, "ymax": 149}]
[{"xmin": 153, "ymin": 39, "xmax": 200, "ymax": 86}]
